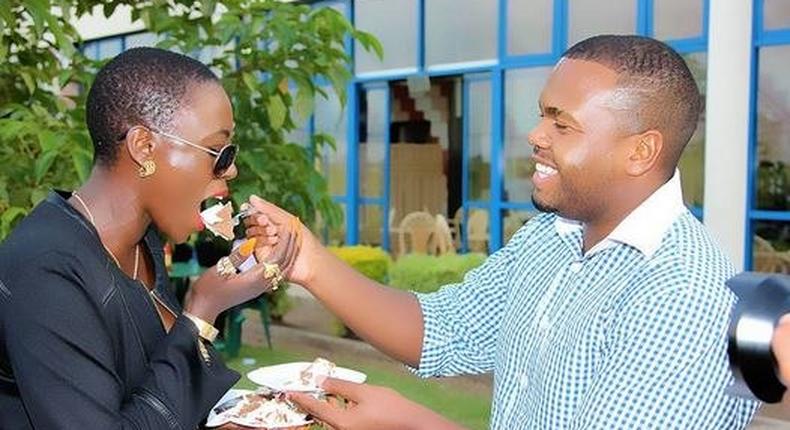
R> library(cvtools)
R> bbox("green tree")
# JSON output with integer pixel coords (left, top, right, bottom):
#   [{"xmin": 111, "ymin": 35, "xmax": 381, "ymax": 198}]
[{"xmin": 0, "ymin": 0, "xmax": 382, "ymax": 239}]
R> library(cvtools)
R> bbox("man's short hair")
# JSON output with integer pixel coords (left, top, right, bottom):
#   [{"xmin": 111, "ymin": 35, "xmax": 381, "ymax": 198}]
[{"xmin": 563, "ymin": 35, "xmax": 702, "ymax": 170}]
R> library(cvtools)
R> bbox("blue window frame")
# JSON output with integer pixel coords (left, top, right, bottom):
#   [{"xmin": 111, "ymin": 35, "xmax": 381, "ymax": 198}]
[
  {"xmin": 745, "ymin": 0, "xmax": 790, "ymax": 271},
  {"xmin": 83, "ymin": 1, "xmax": 713, "ymax": 255},
  {"xmin": 338, "ymin": 0, "xmax": 710, "ymax": 254}
]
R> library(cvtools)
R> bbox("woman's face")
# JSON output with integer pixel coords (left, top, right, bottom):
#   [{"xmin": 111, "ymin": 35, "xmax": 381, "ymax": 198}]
[{"xmin": 143, "ymin": 81, "xmax": 237, "ymax": 243}]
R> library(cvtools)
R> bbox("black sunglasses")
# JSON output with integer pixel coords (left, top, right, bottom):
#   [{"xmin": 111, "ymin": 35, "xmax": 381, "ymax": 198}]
[
  {"xmin": 153, "ymin": 130, "xmax": 238, "ymax": 178},
  {"xmin": 120, "ymin": 127, "xmax": 238, "ymax": 178}
]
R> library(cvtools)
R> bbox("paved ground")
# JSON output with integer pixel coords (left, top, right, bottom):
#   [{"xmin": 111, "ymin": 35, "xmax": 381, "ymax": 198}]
[{"xmin": 235, "ymin": 284, "xmax": 790, "ymax": 429}]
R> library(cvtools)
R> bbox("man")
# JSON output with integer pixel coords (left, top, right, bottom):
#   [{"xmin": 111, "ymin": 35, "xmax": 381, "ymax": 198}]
[{"xmin": 247, "ymin": 35, "xmax": 760, "ymax": 429}]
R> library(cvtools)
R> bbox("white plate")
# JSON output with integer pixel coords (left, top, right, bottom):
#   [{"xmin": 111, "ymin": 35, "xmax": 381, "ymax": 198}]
[
  {"xmin": 206, "ymin": 389, "xmax": 250, "ymax": 428},
  {"xmin": 247, "ymin": 362, "xmax": 367, "ymax": 392},
  {"xmin": 204, "ymin": 388, "xmax": 313, "ymax": 428}
]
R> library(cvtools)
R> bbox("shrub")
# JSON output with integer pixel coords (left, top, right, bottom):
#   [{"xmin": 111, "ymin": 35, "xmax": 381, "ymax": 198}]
[
  {"xmin": 329, "ymin": 245, "xmax": 391, "ymax": 283},
  {"xmin": 390, "ymin": 253, "xmax": 486, "ymax": 294}
]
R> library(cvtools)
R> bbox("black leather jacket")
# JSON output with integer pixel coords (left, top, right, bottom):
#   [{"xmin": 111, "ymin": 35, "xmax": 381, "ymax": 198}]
[{"xmin": 0, "ymin": 191, "xmax": 239, "ymax": 429}]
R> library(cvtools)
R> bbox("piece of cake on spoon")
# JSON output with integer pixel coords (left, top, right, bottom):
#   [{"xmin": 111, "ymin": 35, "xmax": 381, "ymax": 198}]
[{"xmin": 200, "ymin": 201, "xmax": 236, "ymax": 241}]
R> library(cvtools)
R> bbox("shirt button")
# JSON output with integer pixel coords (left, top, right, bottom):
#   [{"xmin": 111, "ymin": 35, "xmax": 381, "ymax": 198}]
[
  {"xmin": 539, "ymin": 316, "xmax": 551, "ymax": 331},
  {"xmin": 569, "ymin": 261, "xmax": 583, "ymax": 273}
]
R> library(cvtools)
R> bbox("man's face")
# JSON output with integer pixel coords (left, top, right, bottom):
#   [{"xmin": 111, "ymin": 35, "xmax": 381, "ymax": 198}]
[{"xmin": 528, "ymin": 58, "xmax": 637, "ymax": 222}]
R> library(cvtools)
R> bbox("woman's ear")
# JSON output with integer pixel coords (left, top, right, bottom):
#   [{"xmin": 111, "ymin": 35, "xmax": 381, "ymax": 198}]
[
  {"xmin": 125, "ymin": 126, "xmax": 157, "ymax": 174},
  {"xmin": 625, "ymin": 130, "xmax": 663, "ymax": 177}
]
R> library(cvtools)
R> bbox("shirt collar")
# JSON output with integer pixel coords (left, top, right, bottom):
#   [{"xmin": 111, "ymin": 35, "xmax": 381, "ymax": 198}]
[{"xmin": 554, "ymin": 170, "xmax": 688, "ymax": 258}]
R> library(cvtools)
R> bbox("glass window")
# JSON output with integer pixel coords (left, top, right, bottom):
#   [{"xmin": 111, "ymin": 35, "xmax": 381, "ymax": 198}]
[
  {"xmin": 359, "ymin": 204, "xmax": 384, "ymax": 246},
  {"xmin": 359, "ymin": 88, "xmax": 388, "ymax": 198},
  {"xmin": 464, "ymin": 207, "xmax": 489, "ymax": 253},
  {"xmin": 317, "ymin": 203, "xmax": 346, "ymax": 246},
  {"xmin": 653, "ymin": 0, "xmax": 703, "ymax": 40},
  {"xmin": 756, "ymin": 46, "xmax": 790, "ymax": 211},
  {"xmin": 507, "ymin": 0, "xmax": 553, "ymax": 56},
  {"xmin": 315, "ymin": 89, "xmax": 348, "ymax": 196},
  {"xmin": 125, "ymin": 32, "xmax": 159, "ymax": 49},
  {"xmin": 764, "ymin": 0, "xmax": 790, "ymax": 31},
  {"xmin": 503, "ymin": 67, "xmax": 551, "ymax": 203},
  {"xmin": 503, "ymin": 209, "xmax": 538, "ymax": 243},
  {"xmin": 568, "ymin": 0, "xmax": 636, "ymax": 47},
  {"xmin": 82, "ymin": 37, "xmax": 122, "ymax": 60},
  {"xmin": 97, "ymin": 38, "xmax": 123, "ymax": 59},
  {"xmin": 82, "ymin": 41, "xmax": 99, "ymax": 60},
  {"xmin": 678, "ymin": 52, "xmax": 707, "ymax": 210},
  {"xmin": 753, "ymin": 221, "xmax": 790, "ymax": 273},
  {"xmin": 426, "ymin": 0, "xmax": 497, "ymax": 68},
  {"xmin": 328, "ymin": 1, "xmax": 347, "ymax": 16},
  {"xmin": 355, "ymin": 0, "xmax": 418, "ymax": 74},
  {"xmin": 467, "ymin": 77, "xmax": 492, "ymax": 201}
]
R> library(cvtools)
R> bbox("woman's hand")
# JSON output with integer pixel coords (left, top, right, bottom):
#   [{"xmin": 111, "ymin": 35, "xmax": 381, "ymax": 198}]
[
  {"xmin": 287, "ymin": 378, "xmax": 465, "ymax": 430},
  {"xmin": 184, "ymin": 216, "xmax": 299, "ymax": 323}
]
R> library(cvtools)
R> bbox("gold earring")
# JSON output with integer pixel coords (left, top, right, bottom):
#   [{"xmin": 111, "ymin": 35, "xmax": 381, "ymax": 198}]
[{"xmin": 138, "ymin": 160, "xmax": 156, "ymax": 178}]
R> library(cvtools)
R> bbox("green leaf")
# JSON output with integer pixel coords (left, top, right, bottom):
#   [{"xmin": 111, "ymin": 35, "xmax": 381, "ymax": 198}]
[
  {"xmin": 71, "ymin": 148, "xmax": 93, "ymax": 182},
  {"xmin": 267, "ymin": 93, "xmax": 287, "ymax": 130},
  {"xmin": 242, "ymin": 71, "xmax": 259, "ymax": 92},
  {"xmin": 0, "ymin": 36, "xmax": 7, "ymax": 62},
  {"xmin": 355, "ymin": 30, "xmax": 384, "ymax": 60},
  {"xmin": 44, "ymin": 10, "xmax": 75, "ymax": 57},
  {"xmin": 34, "ymin": 150, "xmax": 58, "ymax": 183},
  {"xmin": 0, "ymin": 4, "xmax": 15, "ymax": 27},
  {"xmin": 0, "ymin": 176, "xmax": 8, "ymax": 204},
  {"xmin": 57, "ymin": 69, "xmax": 73, "ymax": 87},
  {"xmin": 1, "ymin": 207, "xmax": 27, "ymax": 229},
  {"xmin": 20, "ymin": 72, "xmax": 36, "ymax": 95},
  {"xmin": 201, "ymin": 0, "xmax": 217, "ymax": 17},
  {"xmin": 294, "ymin": 87, "xmax": 313, "ymax": 122},
  {"xmin": 327, "ymin": 66, "xmax": 349, "ymax": 106},
  {"xmin": 30, "ymin": 188, "xmax": 49, "ymax": 206},
  {"xmin": 38, "ymin": 130, "xmax": 60, "ymax": 153},
  {"xmin": 25, "ymin": 0, "xmax": 48, "ymax": 36}
]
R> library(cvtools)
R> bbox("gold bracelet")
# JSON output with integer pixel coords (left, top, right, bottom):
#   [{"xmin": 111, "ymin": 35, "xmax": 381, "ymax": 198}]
[{"xmin": 183, "ymin": 312, "xmax": 219, "ymax": 343}]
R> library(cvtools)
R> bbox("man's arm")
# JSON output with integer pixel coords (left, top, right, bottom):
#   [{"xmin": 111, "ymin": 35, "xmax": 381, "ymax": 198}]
[
  {"xmin": 246, "ymin": 196, "xmax": 525, "ymax": 373},
  {"xmin": 300, "ymin": 244, "xmax": 425, "ymax": 366}
]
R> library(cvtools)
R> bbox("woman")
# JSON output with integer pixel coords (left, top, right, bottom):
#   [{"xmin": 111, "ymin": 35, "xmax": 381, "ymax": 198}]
[{"xmin": 0, "ymin": 47, "xmax": 293, "ymax": 429}]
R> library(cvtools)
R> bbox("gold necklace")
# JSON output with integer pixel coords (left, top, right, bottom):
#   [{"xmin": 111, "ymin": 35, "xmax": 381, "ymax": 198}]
[
  {"xmin": 71, "ymin": 191, "xmax": 178, "ymax": 323},
  {"xmin": 72, "ymin": 192, "xmax": 140, "ymax": 280}
]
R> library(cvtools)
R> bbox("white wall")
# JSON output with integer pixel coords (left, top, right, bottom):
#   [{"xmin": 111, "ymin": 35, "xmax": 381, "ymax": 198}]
[
  {"xmin": 703, "ymin": 0, "xmax": 753, "ymax": 270},
  {"xmin": 73, "ymin": 5, "xmax": 143, "ymax": 40}
]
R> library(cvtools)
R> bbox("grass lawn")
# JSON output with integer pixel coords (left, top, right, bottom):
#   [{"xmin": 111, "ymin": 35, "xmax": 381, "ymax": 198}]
[{"xmin": 223, "ymin": 345, "xmax": 491, "ymax": 430}]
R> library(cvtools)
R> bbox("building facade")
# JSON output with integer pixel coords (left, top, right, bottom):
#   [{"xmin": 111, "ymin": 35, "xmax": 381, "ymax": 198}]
[{"xmin": 75, "ymin": 0, "xmax": 790, "ymax": 274}]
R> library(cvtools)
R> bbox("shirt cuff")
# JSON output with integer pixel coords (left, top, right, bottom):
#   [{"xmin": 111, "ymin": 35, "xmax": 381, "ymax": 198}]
[{"xmin": 408, "ymin": 291, "xmax": 454, "ymax": 378}]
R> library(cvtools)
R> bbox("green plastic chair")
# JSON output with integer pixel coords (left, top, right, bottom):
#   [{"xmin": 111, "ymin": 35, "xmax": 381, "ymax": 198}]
[{"xmin": 220, "ymin": 297, "xmax": 273, "ymax": 357}]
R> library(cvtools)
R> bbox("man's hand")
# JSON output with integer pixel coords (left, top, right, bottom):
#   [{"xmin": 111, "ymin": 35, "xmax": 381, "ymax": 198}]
[
  {"xmin": 244, "ymin": 195, "xmax": 320, "ymax": 286},
  {"xmin": 773, "ymin": 313, "xmax": 790, "ymax": 386},
  {"xmin": 287, "ymin": 378, "xmax": 466, "ymax": 430}
]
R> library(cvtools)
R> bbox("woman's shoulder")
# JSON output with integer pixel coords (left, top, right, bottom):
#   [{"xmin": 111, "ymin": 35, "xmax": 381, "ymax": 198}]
[{"xmin": 0, "ymin": 195, "xmax": 110, "ymax": 298}]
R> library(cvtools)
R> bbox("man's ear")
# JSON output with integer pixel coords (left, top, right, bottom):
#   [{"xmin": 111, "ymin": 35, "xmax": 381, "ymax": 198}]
[
  {"xmin": 124, "ymin": 126, "xmax": 156, "ymax": 168},
  {"xmin": 625, "ymin": 130, "xmax": 663, "ymax": 177}
]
